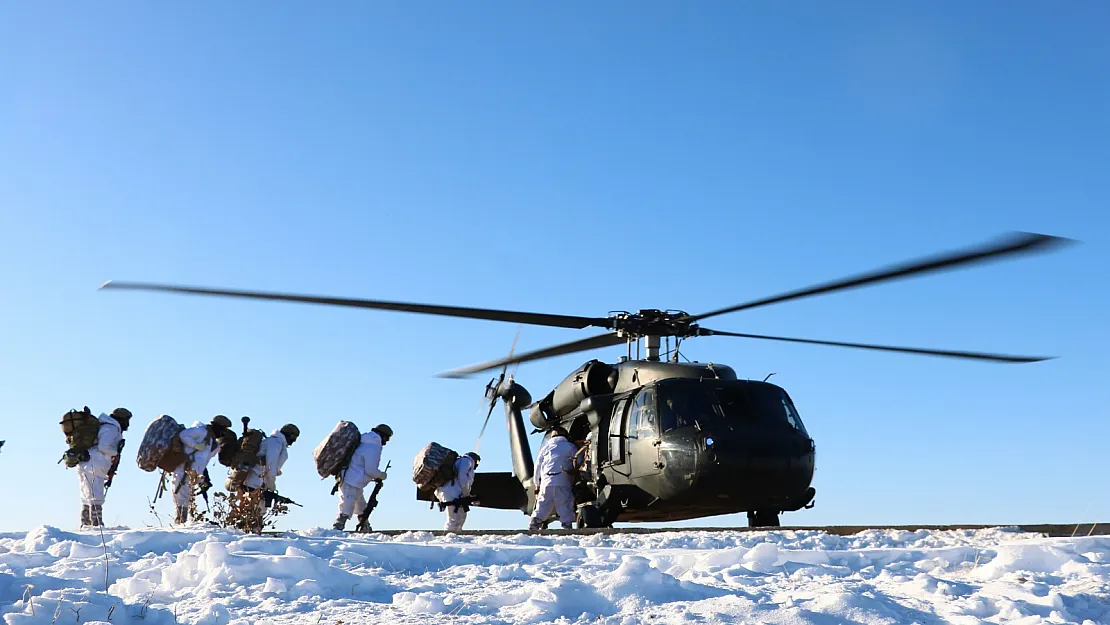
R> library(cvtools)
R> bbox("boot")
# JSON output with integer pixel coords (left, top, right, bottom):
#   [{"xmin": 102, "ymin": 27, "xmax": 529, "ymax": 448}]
[
  {"xmin": 174, "ymin": 505, "xmax": 189, "ymax": 524},
  {"xmin": 89, "ymin": 505, "xmax": 104, "ymax": 527},
  {"xmin": 80, "ymin": 505, "xmax": 91, "ymax": 527},
  {"xmin": 332, "ymin": 513, "xmax": 350, "ymax": 531}
]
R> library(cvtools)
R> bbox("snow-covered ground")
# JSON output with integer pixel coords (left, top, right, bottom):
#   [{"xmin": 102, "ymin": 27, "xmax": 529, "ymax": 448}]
[{"xmin": 1, "ymin": 525, "xmax": 1107, "ymax": 625}]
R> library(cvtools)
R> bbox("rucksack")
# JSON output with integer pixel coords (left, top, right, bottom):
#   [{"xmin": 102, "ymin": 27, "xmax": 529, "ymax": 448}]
[
  {"xmin": 216, "ymin": 430, "xmax": 241, "ymax": 468},
  {"xmin": 413, "ymin": 442, "xmax": 458, "ymax": 491},
  {"xmin": 232, "ymin": 429, "xmax": 266, "ymax": 471},
  {"xmin": 313, "ymin": 421, "xmax": 362, "ymax": 479},
  {"xmin": 60, "ymin": 407, "xmax": 103, "ymax": 468},
  {"xmin": 136, "ymin": 414, "xmax": 187, "ymax": 473}
]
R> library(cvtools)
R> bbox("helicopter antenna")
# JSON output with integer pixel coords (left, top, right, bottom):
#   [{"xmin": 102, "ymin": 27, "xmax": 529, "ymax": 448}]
[{"xmin": 763, "ymin": 372, "xmax": 777, "ymax": 382}]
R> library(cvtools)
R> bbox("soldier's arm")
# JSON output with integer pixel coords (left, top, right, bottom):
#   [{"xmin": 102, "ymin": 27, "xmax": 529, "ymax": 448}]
[
  {"xmin": 363, "ymin": 443, "xmax": 385, "ymax": 480},
  {"xmin": 179, "ymin": 427, "xmax": 208, "ymax": 451}
]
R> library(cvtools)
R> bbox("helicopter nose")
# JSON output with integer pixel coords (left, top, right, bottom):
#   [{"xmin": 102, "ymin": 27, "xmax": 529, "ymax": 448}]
[{"xmin": 702, "ymin": 434, "xmax": 815, "ymax": 498}]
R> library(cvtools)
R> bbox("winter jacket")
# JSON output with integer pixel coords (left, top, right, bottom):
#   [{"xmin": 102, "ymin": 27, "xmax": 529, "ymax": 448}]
[
  {"xmin": 81, "ymin": 413, "xmax": 123, "ymax": 477},
  {"xmin": 178, "ymin": 423, "xmax": 218, "ymax": 473},
  {"xmin": 534, "ymin": 435, "xmax": 577, "ymax": 489},
  {"xmin": 340, "ymin": 431, "xmax": 386, "ymax": 490},
  {"xmin": 255, "ymin": 430, "xmax": 289, "ymax": 491},
  {"xmin": 243, "ymin": 431, "xmax": 288, "ymax": 491},
  {"xmin": 435, "ymin": 455, "xmax": 477, "ymax": 503}
]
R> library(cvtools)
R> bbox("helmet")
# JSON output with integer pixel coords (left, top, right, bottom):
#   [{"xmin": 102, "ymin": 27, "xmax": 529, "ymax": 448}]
[
  {"xmin": 466, "ymin": 451, "xmax": 481, "ymax": 464},
  {"xmin": 111, "ymin": 407, "xmax": 132, "ymax": 429},
  {"xmin": 280, "ymin": 423, "xmax": 300, "ymax": 444},
  {"xmin": 210, "ymin": 415, "xmax": 233, "ymax": 430},
  {"xmin": 372, "ymin": 424, "xmax": 393, "ymax": 441}
]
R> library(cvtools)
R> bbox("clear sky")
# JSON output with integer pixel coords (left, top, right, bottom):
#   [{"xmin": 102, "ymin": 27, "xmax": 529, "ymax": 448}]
[{"xmin": 1, "ymin": 2, "xmax": 1107, "ymax": 533}]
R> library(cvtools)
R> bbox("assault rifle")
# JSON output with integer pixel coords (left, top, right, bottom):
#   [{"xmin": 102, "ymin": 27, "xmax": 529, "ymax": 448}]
[
  {"xmin": 355, "ymin": 460, "xmax": 390, "ymax": 533},
  {"xmin": 104, "ymin": 439, "xmax": 126, "ymax": 490},
  {"xmin": 263, "ymin": 490, "xmax": 302, "ymax": 508},
  {"xmin": 198, "ymin": 468, "xmax": 212, "ymax": 510}
]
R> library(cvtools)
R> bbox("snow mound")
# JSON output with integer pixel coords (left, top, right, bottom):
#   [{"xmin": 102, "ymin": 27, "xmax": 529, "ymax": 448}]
[{"xmin": 1, "ymin": 525, "xmax": 1108, "ymax": 624}]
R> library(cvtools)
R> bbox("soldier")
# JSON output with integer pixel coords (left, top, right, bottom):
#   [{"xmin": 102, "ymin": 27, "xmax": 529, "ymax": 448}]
[
  {"xmin": 244, "ymin": 424, "xmax": 299, "ymax": 511},
  {"xmin": 332, "ymin": 424, "xmax": 392, "ymax": 530},
  {"xmin": 170, "ymin": 415, "xmax": 233, "ymax": 524},
  {"xmin": 77, "ymin": 408, "xmax": 131, "ymax": 527},
  {"xmin": 434, "ymin": 451, "xmax": 480, "ymax": 531},
  {"xmin": 528, "ymin": 427, "xmax": 578, "ymax": 531}
]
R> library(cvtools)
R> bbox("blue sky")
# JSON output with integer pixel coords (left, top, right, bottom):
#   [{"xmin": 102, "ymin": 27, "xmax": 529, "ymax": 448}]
[{"xmin": 1, "ymin": 2, "xmax": 1107, "ymax": 533}]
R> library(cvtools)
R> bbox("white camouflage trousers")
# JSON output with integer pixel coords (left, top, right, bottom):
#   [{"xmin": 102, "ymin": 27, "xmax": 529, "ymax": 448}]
[
  {"xmin": 338, "ymin": 482, "xmax": 366, "ymax": 517},
  {"xmin": 529, "ymin": 476, "xmax": 575, "ymax": 530},
  {"xmin": 171, "ymin": 465, "xmax": 194, "ymax": 507},
  {"xmin": 77, "ymin": 462, "xmax": 107, "ymax": 506}
]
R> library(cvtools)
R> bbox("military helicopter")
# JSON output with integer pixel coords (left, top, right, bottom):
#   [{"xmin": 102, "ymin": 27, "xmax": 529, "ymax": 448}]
[{"xmin": 100, "ymin": 231, "xmax": 1073, "ymax": 527}]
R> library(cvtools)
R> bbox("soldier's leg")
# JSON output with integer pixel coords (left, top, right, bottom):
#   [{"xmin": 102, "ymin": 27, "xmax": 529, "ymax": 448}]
[
  {"xmin": 78, "ymin": 464, "xmax": 106, "ymax": 527},
  {"xmin": 529, "ymin": 484, "xmax": 557, "ymax": 531},
  {"xmin": 554, "ymin": 483, "xmax": 576, "ymax": 529},
  {"xmin": 334, "ymin": 483, "xmax": 361, "ymax": 530},
  {"xmin": 171, "ymin": 467, "xmax": 191, "ymax": 524},
  {"xmin": 445, "ymin": 507, "xmax": 467, "ymax": 531}
]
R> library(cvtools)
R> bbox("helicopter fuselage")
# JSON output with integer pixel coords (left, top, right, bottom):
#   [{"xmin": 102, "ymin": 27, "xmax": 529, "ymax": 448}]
[{"xmin": 526, "ymin": 359, "xmax": 817, "ymax": 526}]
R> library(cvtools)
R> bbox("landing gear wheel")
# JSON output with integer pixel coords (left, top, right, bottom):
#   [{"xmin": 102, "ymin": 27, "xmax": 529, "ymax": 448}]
[
  {"xmin": 747, "ymin": 510, "xmax": 780, "ymax": 527},
  {"xmin": 576, "ymin": 504, "xmax": 605, "ymax": 528}
]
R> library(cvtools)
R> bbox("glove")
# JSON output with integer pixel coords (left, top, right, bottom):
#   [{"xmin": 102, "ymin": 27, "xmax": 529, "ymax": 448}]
[{"xmin": 379, "ymin": 471, "xmax": 388, "ymax": 481}]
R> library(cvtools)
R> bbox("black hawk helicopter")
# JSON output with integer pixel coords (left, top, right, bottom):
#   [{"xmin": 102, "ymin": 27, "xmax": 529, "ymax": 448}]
[{"xmin": 100, "ymin": 231, "xmax": 1073, "ymax": 527}]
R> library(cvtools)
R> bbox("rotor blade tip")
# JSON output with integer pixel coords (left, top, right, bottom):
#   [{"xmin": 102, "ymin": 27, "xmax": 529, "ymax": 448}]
[
  {"xmin": 435, "ymin": 371, "xmax": 471, "ymax": 379},
  {"xmin": 99, "ymin": 280, "xmax": 113, "ymax": 289},
  {"xmin": 1012, "ymin": 231, "xmax": 1081, "ymax": 248}
]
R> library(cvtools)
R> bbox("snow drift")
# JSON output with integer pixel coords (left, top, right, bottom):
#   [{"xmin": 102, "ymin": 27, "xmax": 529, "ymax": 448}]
[{"xmin": 1, "ymin": 525, "xmax": 1107, "ymax": 624}]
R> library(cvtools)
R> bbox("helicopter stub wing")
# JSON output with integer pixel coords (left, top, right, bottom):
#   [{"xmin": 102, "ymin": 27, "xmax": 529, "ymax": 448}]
[{"xmin": 416, "ymin": 471, "xmax": 530, "ymax": 514}]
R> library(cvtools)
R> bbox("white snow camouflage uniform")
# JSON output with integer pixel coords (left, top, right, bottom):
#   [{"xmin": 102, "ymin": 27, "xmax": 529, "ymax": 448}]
[
  {"xmin": 170, "ymin": 423, "xmax": 220, "ymax": 520},
  {"xmin": 434, "ymin": 454, "xmax": 477, "ymax": 531},
  {"xmin": 77, "ymin": 413, "xmax": 123, "ymax": 525},
  {"xmin": 529, "ymin": 433, "xmax": 578, "ymax": 530},
  {"xmin": 334, "ymin": 431, "xmax": 387, "ymax": 528},
  {"xmin": 244, "ymin": 430, "xmax": 290, "ymax": 492}
]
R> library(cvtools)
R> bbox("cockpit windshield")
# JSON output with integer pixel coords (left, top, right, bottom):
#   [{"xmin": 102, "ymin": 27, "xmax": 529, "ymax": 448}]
[{"xmin": 658, "ymin": 380, "xmax": 808, "ymax": 435}]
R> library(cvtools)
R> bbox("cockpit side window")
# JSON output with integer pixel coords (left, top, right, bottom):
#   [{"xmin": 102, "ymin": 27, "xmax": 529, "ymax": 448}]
[{"xmin": 631, "ymin": 388, "xmax": 657, "ymax": 438}]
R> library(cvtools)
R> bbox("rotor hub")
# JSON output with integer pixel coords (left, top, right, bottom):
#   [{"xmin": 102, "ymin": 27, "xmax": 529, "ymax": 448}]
[{"xmin": 607, "ymin": 309, "xmax": 700, "ymax": 339}]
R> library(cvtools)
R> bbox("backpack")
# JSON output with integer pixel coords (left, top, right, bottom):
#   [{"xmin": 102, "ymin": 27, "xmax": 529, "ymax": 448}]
[
  {"xmin": 60, "ymin": 407, "xmax": 103, "ymax": 468},
  {"xmin": 313, "ymin": 421, "xmax": 361, "ymax": 479},
  {"xmin": 232, "ymin": 429, "xmax": 266, "ymax": 471},
  {"xmin": 216, "ymin": 430, "xmax": 241, "ymax": 468},
  {"xmin": 136, "ymin": 415, "xmax": 187, "ymax": 472},
  {"xmin": 413, "ymin": 442, "xmax": 459, "ymax": 491}
]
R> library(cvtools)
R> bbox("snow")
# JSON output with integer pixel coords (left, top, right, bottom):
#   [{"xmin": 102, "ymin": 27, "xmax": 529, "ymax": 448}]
[{"xmin": 1, "ymin": 526, "xmax": 1108, "ymax": 624}]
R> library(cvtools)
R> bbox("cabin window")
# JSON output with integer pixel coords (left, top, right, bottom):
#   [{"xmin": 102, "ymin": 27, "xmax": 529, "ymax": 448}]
[
  {"xmin": 608, "ymin": 398, "xmax": 630, "ymax": 464},
  {"xmin": 630, "ymin": 388, "xmax": 657, "ymax": 438}
]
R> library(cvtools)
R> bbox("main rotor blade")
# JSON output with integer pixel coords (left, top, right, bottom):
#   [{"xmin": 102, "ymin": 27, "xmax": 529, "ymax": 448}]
[
  {"xmin": 100, "ymin": 280, "xmax": 610, "ymax": 330},
  {"xmin": 700, "ymin": 328, "xmax": 1053, "ymax": 363},
  {"xmin": 438, "ymin": 332, "xmax": 626, "ymax": 379},
  {"xmin": 692, "ymin": 232, "xmax": 1075, "ymax": 322}
]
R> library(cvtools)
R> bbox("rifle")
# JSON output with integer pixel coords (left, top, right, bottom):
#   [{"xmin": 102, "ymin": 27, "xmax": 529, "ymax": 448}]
[
  {"xmin": 199, "ymin": 468, "xmax": 212, "ymax": 510},
  {"xmin": 105, "ymin": 439, "xmax": 126, "ymax": 490},
  {"xmin": 355, "ymin": 460, "xmax": 390, "ymax": 533},
  {"xmin": 263, "ymin": 490, "xmax": 302, "ymax": 507}
]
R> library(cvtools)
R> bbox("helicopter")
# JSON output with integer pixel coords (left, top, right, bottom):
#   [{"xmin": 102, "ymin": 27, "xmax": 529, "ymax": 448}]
[{"xmin": 100, "ymin": 231, "xmax": 1074, "ymax": 527}]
